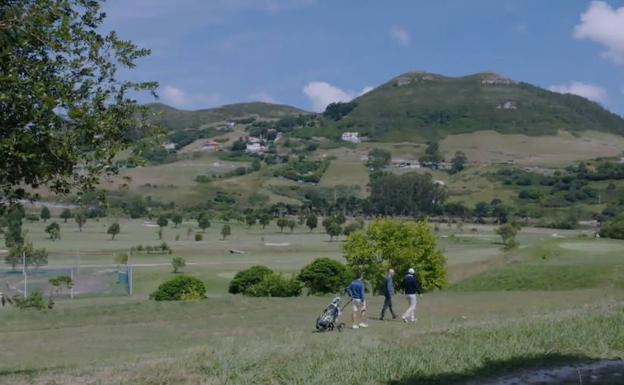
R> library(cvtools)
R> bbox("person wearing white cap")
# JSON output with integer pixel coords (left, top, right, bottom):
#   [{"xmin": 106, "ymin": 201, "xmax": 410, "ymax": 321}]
[{"xmin": 401, "ymin": 268, "xmax": 422, "ymax": 323}]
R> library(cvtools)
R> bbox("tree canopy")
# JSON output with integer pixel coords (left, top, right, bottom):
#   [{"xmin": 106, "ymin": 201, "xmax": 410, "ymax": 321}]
[
  {"xmin": 343, "ymin": 218, "xmax": 447, "ymax": 292},
  {"xmin": 1, "ymin": 0, "xmax": 157, "ymax": 206}
]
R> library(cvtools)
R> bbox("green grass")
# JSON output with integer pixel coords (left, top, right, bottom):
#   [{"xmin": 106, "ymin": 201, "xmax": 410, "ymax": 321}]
[
  {"xmin": 450, "ymin": 239, "xmax": 624, "ymax": 291},
  {"xmin": 1, "ymin": 300, "xmax": 622, "ymax": 384},
  {"xmin": 2, "ymin": 222, "xmax": 624, "ymax": 384}
]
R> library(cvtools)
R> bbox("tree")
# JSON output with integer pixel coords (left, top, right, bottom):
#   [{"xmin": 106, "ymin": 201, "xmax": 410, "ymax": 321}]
[
  {"xmin": 450, "ymin": 151, "xmax": 467, "ymax": 174},
  {"xmin": 5, "ymin": 207, "xmax": 24, "ymax": 247},
  {"xmin": 287, "ymin": 220, "xmax": 297, "ymax": 233},
  {"xmin": 157, "ymin": 215, "xmax": 168, "ymax": 229},
  {"xmin": 343, "ymin": 219, "xmax": 447, "ymax": 292},
  {"xmin": 298, "ymin": 258, "xmax": 351, "ymax": 295},
  {"xmin": 366, "ymin": 148, "xmax": 392, "ymax": 171},
  {"xmin": 45, "ymin": 222, "xmax": 61, "ymax": 240},
  {"xmin": 276, "ymin": 217, "xmax": 288, "ymax": 233},
  {"xmin": 251, "ymin": 158, "xmax": 262, "ymax": 172},
  {"xmin": 496, "ymin": 223, "xmax": 521, "ymax": 249},
  {"xmin": 600, "ymin": 216, "xmax": 624, "ymax": 239},
  {"xmin": 245, "ymin": 213, "xmax": 257, "ymax": 228},
  {"xmin": 323, "ymin": 101, "xmax": 357, "ymax": 120},
  {"xmin": 107, "ymin": 223, "xmax": 120, "ymax": 240},
  {"xmin": 419, "ymin": 141, "xmax": 443, "ymax": 169},
  {"xmin": 74, "ymin": 211, "xmax": 87, "ymax": 232},
  {"xmin": 1, "ymin": 0, "xmax": 157, "ymax": 205},
  {"xmin": 114, "ymin": 253, "xmax": 128, "ymax": 267},
  {"xmin": 186, "ymin": 225, "xmax": 193, "ymax": 240},
  {"xmin": 306, "ymin": 214, "xmax": 318, "ymax": 232},
  {"xmin": 326, "ymin": 222, "xmax": 342, "ymax": 241},
  {"xmin": 6, "ymin": 242, "xmax": 48, "ymax": 271},
  {"xmin": 171, "ymin": 257, "xmax": 186, "ymax": 273},
  {"xmin": 258, "ymin": 213, "xmax": 271, "ymax": 229},
  {"xmin": 171, "ymin": 213, "xmax": 183, "ymax": 228},
  {"xmin": 40, "ymin": 206, "xmax": 51, "ymax": 223},
  {"xmin": 221, "ymin": 224, "xmax": 231, "ymax": 240},
  {"xmin": 198, "ymin": 214, "xmax": 211, "ymax": 232},
  {"xmin": 60, "ymin": 209, "xmax": 72, "ymax": 223}
]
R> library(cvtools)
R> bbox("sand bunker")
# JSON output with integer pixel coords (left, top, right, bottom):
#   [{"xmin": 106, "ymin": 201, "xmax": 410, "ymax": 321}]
[{"xmin": 264, "ymin": 242, "xmax": 291, "ymax": 247}]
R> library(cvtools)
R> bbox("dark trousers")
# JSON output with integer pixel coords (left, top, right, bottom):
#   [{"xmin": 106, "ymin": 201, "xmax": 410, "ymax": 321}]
[{"xmin": 380, "ymin": 295, "xmax": 396, "ymax": 319}]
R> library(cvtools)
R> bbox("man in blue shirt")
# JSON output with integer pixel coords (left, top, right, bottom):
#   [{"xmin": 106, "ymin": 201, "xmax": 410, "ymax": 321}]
[
  {"xmin": 379, "ymin": 269, "xmax": 397, "ymax": 320},
  {"xmin": 347, "ymin": 272, "xmax": 368, "ymax": 329}
]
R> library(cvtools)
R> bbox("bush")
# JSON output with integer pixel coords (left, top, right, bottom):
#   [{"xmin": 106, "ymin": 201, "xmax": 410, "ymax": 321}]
[
  {"xmin": 298, "ymin": 258, "xmax": 352, "ymax": 295},
  {"xmin": 172, "ymin": 256, "xmax": 186, "ymax": 273},
  {"xmin": 244, "ymin": 273, "xmax": 302, "ymax": 297},
  {"xmin": 13, "ymin": 290, "xmax": 47, "ymax": 310},
  {"xmin": 195, "ymin": 233, "xmax": 203, "ymax": 241},
  {"xmin": 599, "ymin": 216, "xmax": 624, "ymax": 239},
  {"xmin": 150, "ymin": 275, "xmax": 206, "ymax": 301},
  {"xmin": 228, "ymin": 265, "xmax": 273, "ymax": 294}
]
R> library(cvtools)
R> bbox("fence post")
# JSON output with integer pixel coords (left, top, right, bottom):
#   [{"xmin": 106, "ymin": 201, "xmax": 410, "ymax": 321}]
[
  {"xmin": 128, "ymin": 263, "xmax": 133, "ymax": 296},
  {"xmin": 22, "ymin": 251, "xmax": 27, "ymax": 298}
]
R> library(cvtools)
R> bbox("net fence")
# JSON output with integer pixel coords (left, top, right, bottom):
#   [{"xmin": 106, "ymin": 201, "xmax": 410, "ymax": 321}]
[{"xmin": 1, "ymin": 265, "xmax": 131, "ymax": 299}]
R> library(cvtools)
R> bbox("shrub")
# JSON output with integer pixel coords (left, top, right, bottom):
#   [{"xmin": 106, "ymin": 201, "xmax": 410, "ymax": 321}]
[
  {"xmin": 228, "ymin": 265, "xmax": 273, "ymax": 294},
  {"xmin": 13, "ymin": 290, "xmax": 47, "ymax": 310},
  {"xmin": 150, "ymin": 275, "xmax": 206, "ymax": 301},
  {"xmin": 298, "ymin": 258, "xmax": 352, "ymax": 295},
  {"xmin": 599, "ymin": 216, "xmax": 624, "ymax": 239},
  {"xmin": 244, "ymin": 273, "xmax": 302, "ymax": 297},
  {"xmin": 172, "ymin": 257, "xmax": 186, "ymax": 273},
  {"xmin": 195, "ymin": 233, "xmax": 203, "ymax": 241}
]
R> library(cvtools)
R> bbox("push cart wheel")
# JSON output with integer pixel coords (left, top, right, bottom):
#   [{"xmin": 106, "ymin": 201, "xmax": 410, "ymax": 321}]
[{"xmin": 337, "ymin": 322, "xmax": 345, "ymax": 332}]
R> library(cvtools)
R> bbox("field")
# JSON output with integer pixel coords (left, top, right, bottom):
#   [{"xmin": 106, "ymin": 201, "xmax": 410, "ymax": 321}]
[{"xmin": 1, "ymin": 219, "xmax": 623, "ymax": 384}]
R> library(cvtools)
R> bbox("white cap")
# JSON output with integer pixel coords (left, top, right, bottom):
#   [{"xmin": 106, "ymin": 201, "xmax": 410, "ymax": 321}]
[{"xmin": 408, "ymin": 268, "xmax": 415, "ymax": 274}]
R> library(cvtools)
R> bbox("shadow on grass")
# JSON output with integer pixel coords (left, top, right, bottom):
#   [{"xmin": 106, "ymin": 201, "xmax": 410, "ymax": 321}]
[{"xmin": 388, "ymin": 353, "xmax": 608, "ymax": 385}]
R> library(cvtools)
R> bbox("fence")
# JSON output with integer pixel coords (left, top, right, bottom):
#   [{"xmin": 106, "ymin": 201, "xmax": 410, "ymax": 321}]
[{"xmin": 0, "ymin": 263, "xmax": 132, "ymax": 299}]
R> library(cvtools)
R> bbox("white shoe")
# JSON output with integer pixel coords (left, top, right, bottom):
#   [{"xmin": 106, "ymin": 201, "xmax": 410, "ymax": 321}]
[
  {"xmin": 352, "ymin": 325, "xmax": 359, "ymax": 329},
  {"xmin": 402, "ymin": 317, "xmax": 408, "ymax": 323},
  {"xmin": 359, "ymin": 323, "xmax": 368, "ymax": 328}
]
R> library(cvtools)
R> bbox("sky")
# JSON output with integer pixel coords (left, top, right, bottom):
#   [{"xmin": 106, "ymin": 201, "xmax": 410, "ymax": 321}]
[{"xmin": 103, "ymin": 0, "xmax": 624, "ymax": 115}]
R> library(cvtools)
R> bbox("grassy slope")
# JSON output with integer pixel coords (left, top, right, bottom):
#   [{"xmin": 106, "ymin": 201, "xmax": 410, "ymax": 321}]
[
  {"xmin": 333, "ymin": 72, "xmax": 624, "ymax": 141},
  {"xmin": 150, "ymin": 102, "xmax": 307, "ymax": 131}
]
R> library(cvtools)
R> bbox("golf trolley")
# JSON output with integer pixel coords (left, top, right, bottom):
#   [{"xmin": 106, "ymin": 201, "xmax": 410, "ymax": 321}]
[{"xmin": 315, "ymin": 296, "xmax": 351, "ymax": 332}]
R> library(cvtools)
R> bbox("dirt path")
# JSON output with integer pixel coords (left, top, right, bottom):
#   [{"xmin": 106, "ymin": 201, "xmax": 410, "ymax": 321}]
[{"xmin": 468, "ymin": 359, "xmax": 624, "ymax": 385}]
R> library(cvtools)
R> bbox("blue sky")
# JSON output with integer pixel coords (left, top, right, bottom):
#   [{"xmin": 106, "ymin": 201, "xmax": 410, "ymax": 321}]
[{"xmin": 103, "ymin": 0, "xmax": 624, "ymax": 114}]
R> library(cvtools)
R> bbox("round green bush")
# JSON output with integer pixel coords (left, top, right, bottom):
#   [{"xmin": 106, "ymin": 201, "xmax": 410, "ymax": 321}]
[
  {"xmin": 150, "ymin": 275, "xmax": 206, "ymax": 301},
  {"xmin": 600, "ymin": 216, "xmax": 624, "ymax": 239},
  {"xmin": 298, "ymin": 257, "xmax": 352, "ymax": 295},
  {"xmin": 228, "ymin": 265, "xmax": 273, "ymax": 294},
  {"xmin": 244, "ymin": 273, "xmax": 302, "ymax": 297}
]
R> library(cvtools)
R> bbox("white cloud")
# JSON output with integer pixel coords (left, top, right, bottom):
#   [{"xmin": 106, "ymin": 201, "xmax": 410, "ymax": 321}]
[
  {"xmin": 161, "ymin": 86, "xmax": 191, "ymax": 107},
  {"xmin": 574, "ymin": 1, "xmax": 624, "ymax": 64},
  {"xmin": 249, "ymin": 91, "xmax": 276, "ymax": 103},
  {"xmin": 548, "ymin": 81, "xmax": 608, "ymax": 103},
  {"xmin": 160, "ymin": 85, "xmax": 220, "ymax": 109},
  {"xmin": 390, "ymin": 26, "xmax": 411, "ymax": 46},
  {"xmin": 302, "ymin": 82, "xmax": 373, "ymax": 112}
]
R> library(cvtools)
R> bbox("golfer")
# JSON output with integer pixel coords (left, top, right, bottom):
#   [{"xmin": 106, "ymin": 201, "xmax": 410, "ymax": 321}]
[
  {"xmin": 347, "ymin": 272, "xmax": 368, "ymax": 329},
  {"xmin": 379, "ymin": 269, "xmax": 397, "ymax": 320},
  {"xmin": 401, "ymin": 268, "xmax": 422, "ymax": 323}
]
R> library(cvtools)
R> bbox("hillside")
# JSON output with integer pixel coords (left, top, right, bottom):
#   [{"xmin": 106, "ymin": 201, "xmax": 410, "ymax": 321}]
[
  {"xmin": 149, "ymin": 102, "xmax": 307, "ymax": 132},
  {"xmin": 329, "ymin": 72, "xmax": 624, "ymax": 141}
]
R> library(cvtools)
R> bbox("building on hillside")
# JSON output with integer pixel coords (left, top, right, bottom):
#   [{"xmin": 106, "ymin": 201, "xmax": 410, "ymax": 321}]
[
  {"xmin": 391, "ymin": 158, "xmax": 421, "ymax": 169},
  {"xmin": 225, "ymin": 121, "xmax": 236, "ymax": 128},
  {"xmin": 246, "ymin": 142, "xmax": 266, "ymax": 154},
  {"xmin": 341, "ymin": 132, "xmax": 360, "ymax": 143},
  {"xmin": 163, "ymin": 142, "xmax": 176, "ymax": 150},
  {"xmin": 200, "ymin": 140, "xmax": 220, "ymax": 152}
]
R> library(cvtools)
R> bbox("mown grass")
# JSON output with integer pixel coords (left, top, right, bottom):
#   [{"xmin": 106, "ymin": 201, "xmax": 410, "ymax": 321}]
[
  {"xmin": 449, "ymin": 239, "xmax": 624, "ymax": 292},
  {"xmin": 2, "ymin": 304, "xmax": 622, "ymax": 385}
]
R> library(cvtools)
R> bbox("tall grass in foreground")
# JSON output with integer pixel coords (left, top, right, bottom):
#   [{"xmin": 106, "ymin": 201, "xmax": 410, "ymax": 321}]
[{"xmin": 3, "ymin": 306, "xmax": 622, "ymax": 385}]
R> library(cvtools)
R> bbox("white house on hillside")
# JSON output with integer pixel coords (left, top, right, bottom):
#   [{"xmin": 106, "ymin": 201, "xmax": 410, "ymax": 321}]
[
  {"xmin": 341, "ymin": 132, "xmax": 360, "ymax": 143},
  {"xmin": 246, "ymin": 142, "xmax": 266, "ymax": 153}
]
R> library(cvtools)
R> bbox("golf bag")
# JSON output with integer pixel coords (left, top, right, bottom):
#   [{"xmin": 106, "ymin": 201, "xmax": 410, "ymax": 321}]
[{"xmin": 315, "ymin": 296, "xmax": 346, "ymax": 332}]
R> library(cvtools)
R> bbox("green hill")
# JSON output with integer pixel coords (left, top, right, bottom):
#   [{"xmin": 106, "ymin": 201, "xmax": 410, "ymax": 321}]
[
  {"xmin": 149, "ymin": 102, "xmax": 307, "ymax": 132},
  {"xmin": 331, "ymin": 72, "xmax": 624, "ymax": 141}
]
